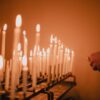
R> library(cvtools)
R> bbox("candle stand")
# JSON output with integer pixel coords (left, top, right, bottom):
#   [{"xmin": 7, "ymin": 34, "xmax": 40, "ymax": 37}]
[{"xmin": 0, "ymin": 72, "xmax": 76, "ymax": 100}]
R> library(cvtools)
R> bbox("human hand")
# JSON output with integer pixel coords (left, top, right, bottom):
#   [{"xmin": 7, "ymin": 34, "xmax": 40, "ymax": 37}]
[{"xmin": 88, "ymin": 52, "xmax": 100, "ymax": 71}]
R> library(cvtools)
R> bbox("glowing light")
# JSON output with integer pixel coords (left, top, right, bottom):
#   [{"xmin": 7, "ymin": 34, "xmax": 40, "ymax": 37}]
[
  {"xmin": 36, "ymin": 24, "xmax": 40, "ymax": 32},
  {"xmin": 16, "ymin": 14, "xmax": 22, "ymax": 27},
  {"xmin": 3, "ymin": 24, "xmax": 7, "ymax": 31},
  {"xmin": 17, "ymin": 42, "xmax": 21, "ymax": 51},
  {"xmin": 0, "ymin": 55, "xmax": 3, "ymax": 69},
  {"xmin": 23, "ymin": 30, "xmax": 26, "ymax": 36},
  {"xmin": 22, "ymin": 55, "xmax": 27, "ymax": 66}
]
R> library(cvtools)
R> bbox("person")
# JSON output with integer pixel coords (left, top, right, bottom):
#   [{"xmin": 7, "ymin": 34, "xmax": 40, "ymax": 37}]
[{"xmin": 88, "ymin": 52, "xmax": 100, "ymax": 71}]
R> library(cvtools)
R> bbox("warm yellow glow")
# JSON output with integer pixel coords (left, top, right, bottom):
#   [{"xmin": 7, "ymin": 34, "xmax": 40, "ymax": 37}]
[
  {"xmin": 16, "ymin": 14, "xmax": 22, "ymax": 27},
  {"xmin": 23, "ymin": 30, "xmax": 26, "ymax": 36},
  {"xmin": 3, "ymin": 24, "xmax": 7, "ymax": 31},
  {"xmin": 0, "ymin": 55, "xmax": 3, "ymax": 69},
  {"xmin": 17, "ymin": 42, "xmax": 21, "ymax": 51},
  {"xmin": 36, "ymin": 24, "xmax": 40, "ymax": 32},
  {"xmin": 22, "ymin": 55, "xmax": 27, "ymax": 66}
]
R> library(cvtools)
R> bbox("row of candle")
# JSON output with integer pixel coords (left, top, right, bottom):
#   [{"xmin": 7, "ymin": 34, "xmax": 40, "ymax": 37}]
[{"xmin": 0, "ymin": 14, "xmax": 74, "ymax": 99}]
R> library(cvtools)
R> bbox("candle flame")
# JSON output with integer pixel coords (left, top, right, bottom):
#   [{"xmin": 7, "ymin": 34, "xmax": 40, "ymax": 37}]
[
  {"xmin": 17, "ymin": 42, "xmax": 21, "ymax": 51},
  {"xmin": 23, "ymin": 30, "xmax": 26, "ymax": 36},
  {"xmin": 0, "ymin": 55, "xmax": 3, "ymax": 69},
  {"xmin": 22, "ymin": 55, "xmax": 27, "ymax": 66},
  {"xmin": 3, "ymin": 24, "xmax": 7, "ymax": 31},
  {"xmin": 16, "ymin": 14, "xmax": 22, "ymax": 27},
  {"xmin": 36, "ymin": 24, "xmax": 40, "ymax": 32}
]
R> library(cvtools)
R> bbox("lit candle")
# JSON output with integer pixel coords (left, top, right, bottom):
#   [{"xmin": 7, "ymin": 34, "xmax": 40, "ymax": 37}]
[
  {"xmin": 5, "ymin": 61, "xmax": 10, "ymax": 91},
  {"xmin": 13, "ymin": 14, "xmax": 22, "ymax": 51},
  {"xmin": 52, "ymin": 37, "xmax": 57, "ymax": 81},
  {"xmin": 35, "ymin": 24, "xmax": 40, "ymax": 46},
  {"xmin": 10, "ymin": 14, "xmax": 22, "ymax": 99},
  {"xmin": 22, "ymin": 55, "xmax": 28, "ymax": 94},
  {"xmin": 57, "ymin": 40, "xmax": 61, "ymax": 78},
  {"xmin": 59, "ymin": 44, "xmax": 64, "ymax": 78},
  {"xmin": 1, "ymin": 24, "xmax": 7, "ymax": 58},
  {"xmin": 1, "ymin": 24, "xmax": 7, "ymax": 79},
  {"xmin": 50, "ymin": 34, "xmax": 54, "ymax": 82}
]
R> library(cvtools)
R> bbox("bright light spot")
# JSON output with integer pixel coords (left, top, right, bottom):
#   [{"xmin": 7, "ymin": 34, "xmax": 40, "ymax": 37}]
[
  {"xmin": 16, "ymin": 14, "xmax": 22, "ymax": 27},
  {"xmin": 17, "ymin": 42, "xmax": 21, "ymax": 51},
  {"xmin": 36, "ymin": 24, "xmax": 40, "ymax": 32},
  {"xmin": 3, "ymin": 24, "xmax": 7, "ymax": 31},
  {"xmin": 22, "ymin": 55, "xmax": 27, "ymax": 66},
  {"xmin": 0, "ymin": 55, "xmax": 3, "ymax": 69}
]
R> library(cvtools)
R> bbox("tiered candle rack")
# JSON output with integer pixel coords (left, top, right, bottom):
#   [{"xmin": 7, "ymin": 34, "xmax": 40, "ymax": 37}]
[
  {"xmin": 0, "ymin": 72, "xmax": 76, "ymax": 100},
  {"xmin": 0, "ymin": 14, "xmax": 76, "ymax": 100}
]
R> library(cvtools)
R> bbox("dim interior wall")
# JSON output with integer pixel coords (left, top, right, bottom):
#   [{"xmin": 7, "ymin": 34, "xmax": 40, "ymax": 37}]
[{"xmin": 0, "ymin": 0, "xmax": 100, "ymax": 100}]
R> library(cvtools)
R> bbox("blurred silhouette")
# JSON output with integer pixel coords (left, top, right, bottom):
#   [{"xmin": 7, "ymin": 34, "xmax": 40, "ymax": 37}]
[{"xmin": 88, "ymin": 52, "xmax": 100, "ymax": 71}]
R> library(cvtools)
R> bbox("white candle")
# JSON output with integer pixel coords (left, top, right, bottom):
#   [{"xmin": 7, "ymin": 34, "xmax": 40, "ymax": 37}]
[
  {"xmin": 23, "ymin": 30, "xmax": 28, "ymax": 56},
  {"xmin": 11, "ymin": 14, "xmax": 22, "ymax": 99},
  {"xmin": 67, "ymin": 48, "xmax": 71, "ymax": 73},
  {"xmin": 0, "ymin": 55, "xmax": 3, "ymax": 82},
  {"xmin": 63, "ymin": 48, "xmax": 67, "ymax": 75},
  {"xmin": 32, "ymin": 46, "xmax": 37, "ymax": 89},
  {"xmin": 5, "ymin": 61, "xmax": 10, "ymax": 91},
  {"xmin": 35, "ymin": 24, "xmax": 40, "ymax": 46},
  {"xmin": 52, "ymin": 37, "xmax": 57, "ymax": 80},
  {"xmin": 59, "ymin": 44, "xmax": 64, "ymax": 78},
  {"xmin": 29, "ymin": 50, "xmax": 33, "ymax": 75},
  {"xmin": 50, "ymin": 34, "xmax": 54, "ymax": 81},
  {"xmin": 37, "ymin": 48, "xmax": 40, "ymax": 78},
  {"xmin": 42, "ymin": 48, "xmax": 46, "ymax": 76},
  {"xmin": 22, "ymin": 55, "xmax": 28, "ymax": 94},
  {"xmin": 1, "ymin": 24, "xmax": 7, "ymax": 58},
  {"xmin": 57, "ymin": 40, "xmax": 61, "ymax": 78},
  {"xmin": 39, "ymin": 51, "xmax": 42, "ymax": 76},
  {"xmin": 46, "ymin": 48, "xmax": 50, "ymax": 83},
  {"xmin": 56, "ymin": 55, "xmax": 59, "ymax": 79},
  {"xmin": 70, "ymin": 50, "xmax": 74, "ymax": 73}
]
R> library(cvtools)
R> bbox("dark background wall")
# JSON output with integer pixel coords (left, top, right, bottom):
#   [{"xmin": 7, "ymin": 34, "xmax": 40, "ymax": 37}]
[{"xmin": 0, "ymin": 0, "xmax": 100, "ymax": 100}]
